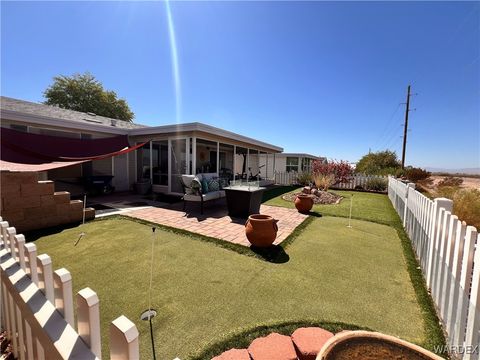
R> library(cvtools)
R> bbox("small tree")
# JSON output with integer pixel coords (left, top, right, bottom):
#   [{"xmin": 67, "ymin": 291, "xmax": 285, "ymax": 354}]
[
  {"xmin": 311, "ymin": 160, "xmax": 354, "ymax": 191},
  {"xmin": 356, "ymin": 150, "xmax": 400, "ymax": 175},
  {"xmin": 44, "ymin": 72, "xmax": 134, "ymax": 122}
]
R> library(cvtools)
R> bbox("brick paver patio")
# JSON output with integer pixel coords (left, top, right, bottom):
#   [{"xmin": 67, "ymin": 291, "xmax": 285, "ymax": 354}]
[{"xmin": 124, "ymin": 199, "xmax": 307, "ymax": 246}]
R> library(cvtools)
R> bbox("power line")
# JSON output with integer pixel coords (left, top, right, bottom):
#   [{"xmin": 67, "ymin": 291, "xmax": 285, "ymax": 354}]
[{"xmin": 374, "ymin": 102, "xmax": 403, "ymax": 150}]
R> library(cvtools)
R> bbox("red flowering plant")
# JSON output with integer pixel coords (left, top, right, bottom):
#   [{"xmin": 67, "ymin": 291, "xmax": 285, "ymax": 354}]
[{"xmin": 311, "ymin": 160, "xmax": 354, "ymax": 191}]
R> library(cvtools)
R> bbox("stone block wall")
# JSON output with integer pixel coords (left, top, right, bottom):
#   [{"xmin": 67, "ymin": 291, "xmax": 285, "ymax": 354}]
[{"xmin": 0, "ymin": 171, "xmax": 95, "ymax": 232}]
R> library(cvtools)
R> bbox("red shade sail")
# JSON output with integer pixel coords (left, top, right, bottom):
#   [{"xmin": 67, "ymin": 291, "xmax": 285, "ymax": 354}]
[{"xmin": 1, "ymin": 127, "xmax": 147, "ymax": 172}]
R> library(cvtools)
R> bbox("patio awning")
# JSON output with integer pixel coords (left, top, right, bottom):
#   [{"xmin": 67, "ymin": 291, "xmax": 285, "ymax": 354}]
[{"xmin": 1, "ymin": 127, "xmax": 147, "ymax": 172}]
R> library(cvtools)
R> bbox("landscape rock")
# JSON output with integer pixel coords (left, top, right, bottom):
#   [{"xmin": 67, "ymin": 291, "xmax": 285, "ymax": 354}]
[
  {"xmin": 212, "ymin": 348, "xmax": 251, "ymax": 360},
  {"xmin": 248, "ymin": 332, "xmax": 297, "ymax": 360},
  {"xmin": 291, "ymin": 327, "xmax": 334, "ymax": 360}
]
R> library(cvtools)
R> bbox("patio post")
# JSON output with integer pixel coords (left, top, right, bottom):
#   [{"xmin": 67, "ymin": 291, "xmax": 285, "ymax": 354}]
[
  {"xmin": 149, "ymin": 141, "xmax": 153, "ymax": 184},
  {"xmin": 192, "ymin": 137, "xmax": 196, "ymax": 175},
  {"xmin": 247, "ymin": 148, "xmax": 250, "ymax": 177},
  {"xmin": 216, "ymin": 142, "xmax": 220, "ymax": 176},
  {"xmin": 233, "ymin": 145, "xmax": 236, "ymax": 181}
]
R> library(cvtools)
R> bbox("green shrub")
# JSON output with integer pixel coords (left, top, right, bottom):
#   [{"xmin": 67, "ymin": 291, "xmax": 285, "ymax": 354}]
[
  {"xmin": 438, "ymin": 176, "xmax": 463, "ymax": 188},
  {"xmin": 405, "ymin": 167, "xmax": 431, "ymax": 183},
  {"xmin": 365, "ymin": 178, "xmax": 388, "ymax": 192},
  {"xmin": 296, "ymin": 172, "xmax": 312, "ymax": 186}
]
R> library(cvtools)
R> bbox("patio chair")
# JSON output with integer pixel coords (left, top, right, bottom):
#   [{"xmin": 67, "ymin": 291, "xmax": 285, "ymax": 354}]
[{"xmin": 181, "ymin": 174, "xmax": 225, "ymax": 214}]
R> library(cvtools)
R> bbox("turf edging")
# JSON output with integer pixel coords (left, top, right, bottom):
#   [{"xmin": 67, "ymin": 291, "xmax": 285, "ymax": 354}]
[{"xmin": 189, "ymin": 320, "xmax": 372, "ymax": 360}]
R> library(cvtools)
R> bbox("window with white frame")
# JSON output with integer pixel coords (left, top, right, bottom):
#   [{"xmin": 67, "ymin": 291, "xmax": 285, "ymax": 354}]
[{"xmin": 286, "ymin": 157, "xmax": 299, "ymax": 172}]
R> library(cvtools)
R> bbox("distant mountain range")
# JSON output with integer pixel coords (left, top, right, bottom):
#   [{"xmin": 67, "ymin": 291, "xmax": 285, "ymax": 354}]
[{"xmin": 426, "ymin": 167, "xmax": 480, "ymax": 175}]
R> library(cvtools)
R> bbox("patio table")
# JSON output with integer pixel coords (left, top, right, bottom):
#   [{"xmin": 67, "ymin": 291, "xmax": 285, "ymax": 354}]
[{"xmin": 223, "ymin": 182, "xmax": 266, "ymax": 218}]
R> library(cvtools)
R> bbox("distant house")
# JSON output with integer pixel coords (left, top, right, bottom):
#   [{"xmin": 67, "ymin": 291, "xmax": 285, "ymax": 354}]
[
  {"xmin": 1, "ymin": 96, "xmax": 283, "ymax": 194},
  {"xmin": 261, "ymin": 153, "xmax": 324, "ymax": 175}
]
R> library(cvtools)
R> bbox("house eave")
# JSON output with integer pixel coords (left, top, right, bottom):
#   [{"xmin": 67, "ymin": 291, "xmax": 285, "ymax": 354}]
[{"xmin": 129, "ymin": 122, "xmax": 283, "ymax": 153}]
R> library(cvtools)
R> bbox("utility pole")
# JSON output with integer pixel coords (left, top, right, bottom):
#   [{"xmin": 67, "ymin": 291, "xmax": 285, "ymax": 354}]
[{"xmin": 401, "ymin": 85, "xmax": 411, "ymax": 169}]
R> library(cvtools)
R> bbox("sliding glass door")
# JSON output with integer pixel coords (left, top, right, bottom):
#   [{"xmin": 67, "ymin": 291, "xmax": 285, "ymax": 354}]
[{"xmin": 169, "ymin": 138, "xmax": 188, "ymax": 194}]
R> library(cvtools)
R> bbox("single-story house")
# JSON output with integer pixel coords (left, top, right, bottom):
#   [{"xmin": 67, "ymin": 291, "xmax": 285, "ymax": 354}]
[
  {"xmin": 1, "ymin": 96, "xmax": 283, "ymax": 195},
  {"xmin": 261, "ymin": 153, "xmax": 325, "ymax": 175}
]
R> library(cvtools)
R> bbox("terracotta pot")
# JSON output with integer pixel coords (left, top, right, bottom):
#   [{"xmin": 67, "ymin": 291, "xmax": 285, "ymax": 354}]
[
  {"xmin": 316, "ymin": 331, "xmax": 444, "ymax": 360},
  {"xmin": 245, "ymin": 214, "xmax": 278, "ymax": 247},
  {"xmin": 295, "ymin": 194, "xmax": 314, "ymax": 213}
]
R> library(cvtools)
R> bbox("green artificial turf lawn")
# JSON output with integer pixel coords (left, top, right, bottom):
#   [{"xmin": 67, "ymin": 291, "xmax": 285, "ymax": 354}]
[
  {"xmin": 264, "ymin": 187, "xmax": 397, "ymax": 226},
  {"xmin": 34, "ymin": 215, "xmax": 425, "ymax": 359}
]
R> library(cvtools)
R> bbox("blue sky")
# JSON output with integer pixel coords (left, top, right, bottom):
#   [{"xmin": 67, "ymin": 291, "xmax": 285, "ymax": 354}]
[{"xmin": 2, "ymin": 1, "xmax": 479, "ymax": 169}]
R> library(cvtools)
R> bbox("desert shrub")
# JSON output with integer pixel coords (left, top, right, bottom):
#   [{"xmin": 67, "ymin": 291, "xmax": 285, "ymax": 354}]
[
  {"xmin": 435, "ymin": 186, "xmax": 459, "ymax": 200},
  {"xmin": 313, "ymin": 173, "xmax": 335, "ymax": 191},
  {"xmin": 453, "ymin": 189, "xmax": 480, "ymax": 229},
  {"xmin": 311, "ymin": 159, "xmax": 354, "ymax": 191},
  {"xmin": 435, "ymin": 187, "xmax": 480, "ymax": 229},
  {"xmin": 356, "ymin": 150, "xmax": 400, "ymax": 175},
  {"xmin": 395, "ymin": 168, "xmax": 406, "ymax": 178},
  {"xmin": 365, "ymin": 178, "xmax": 388, "ymax": 192},
  {"xmin": 404, "ymin": 167, "xmax": 431, "ymax": 183},
  {"xmin": 438, "ymin": 176, "xmax": 463, "ymax": 188},
  {"xmin": 296, "ymin": 172, "xmax": 312, "ymax": 186}
]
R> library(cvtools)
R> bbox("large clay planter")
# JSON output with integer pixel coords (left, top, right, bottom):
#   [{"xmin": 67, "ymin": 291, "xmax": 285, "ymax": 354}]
[
  {"xmin": 316, "ymin": 331, "xmax": 444, "ymax": 360},
  {"xmin": 245, "ymin": 214, "xmax": 278, "ymax": 247},
  {"xmin": 295, "ymin": 194, "xmax": 314, "ymax": 213}
]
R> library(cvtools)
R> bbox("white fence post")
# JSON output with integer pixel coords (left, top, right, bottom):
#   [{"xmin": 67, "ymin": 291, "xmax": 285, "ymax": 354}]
[
  {"xmin": 37, "ymin": 254, "xmax": 54, "ymax": 303},
  {"xmin": 465, "ymin": 232, "xmax": 480, "ymax": 359},
  {"xmin": 14, "ymin": 235, "xmax": 26, "ymax": 272},
  {"xmin": 110, "ymin": 315, "xmax": 140, "ymax": 360},
  {"xmin": 77, "ymin": 287, "xmax": 102, "ymax": 359},
  {"xmin": 6, "ymin": 227, "xmax": 16, "ymax": 257},
  {"xmin": 426, "ymin": 198, "xmax": 453, "ymax": 288},
  {"xmin": 454, "ymin": 226, "xmax": 478, "ymax": 350},
  {"xmin": 24, "ymin": 243, "xmax": 39, "ymax": 285},
  {"xmin": 53, "ymin": 268, "xmax": 74, "ymax": 327},
  {"xmin": 0, "ymin": 221, "xmax": 10, "ymax": 251},
  {"xmin": 447, "ymin": 221, "xmax": 467, "ymax": 343}
]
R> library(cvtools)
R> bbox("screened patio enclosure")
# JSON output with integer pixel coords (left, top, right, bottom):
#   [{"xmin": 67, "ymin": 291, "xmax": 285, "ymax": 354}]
[{"xmin": 136, "ymin": 136, "xmax": 278, "ymax": 194}]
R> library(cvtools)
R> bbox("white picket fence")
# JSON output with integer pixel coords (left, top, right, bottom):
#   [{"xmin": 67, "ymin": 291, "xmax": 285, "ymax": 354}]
[
  {"xmin": 388, "ymin": 177, "xmax": 480, "ymax": 359},
  {"xmin": 331, "ymin": 174, "xmax": 387, "ymax": 190},
  {"xmin": 0, "ymin": 217, "xmax": 140, "ymax": 360},
  {"xmin": 274, "ymin": 171, "xmax": 299, "ymax": 185},
  {"xmin": 274, "ymin": 171, "xmax": 387, "ymax": 190}
]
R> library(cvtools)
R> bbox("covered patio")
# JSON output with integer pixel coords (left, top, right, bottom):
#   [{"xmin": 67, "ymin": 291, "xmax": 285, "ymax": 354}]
[{"xmin": 131, "ymin": 123, "xmax": 282, "ymax": 195}]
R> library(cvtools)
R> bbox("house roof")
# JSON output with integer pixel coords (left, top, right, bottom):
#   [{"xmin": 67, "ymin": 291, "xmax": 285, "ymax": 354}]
[
  {"xmin": 1, "ymin": 96, "xmax": 283, "ymax": 152},
  {"xmin": 275, "ymin": 153, "xmax": 322, "ymax": 160},
  {"xmin": 0, "ymin": 96, "xmax": 146, "ymax": 132}
]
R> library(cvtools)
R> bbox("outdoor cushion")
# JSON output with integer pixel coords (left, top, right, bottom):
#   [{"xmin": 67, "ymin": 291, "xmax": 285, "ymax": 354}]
[
  {"xmin": 184, "ymin": 191, "xmax": 220, "ymax": 202},
  {"xmin": 208, "ymin": 179, "xmax": 220, "ymax": 192},
  {"xmin": 181, "ymin": 174, "xmax": 195, "ymax": 188},
  {"xmin": 202, "ymin": 173, "xmax": 218, "ymax": 181},
  {"xmin": 201, "ymin": 178, "xmax": 209, "ymax": 194}
]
